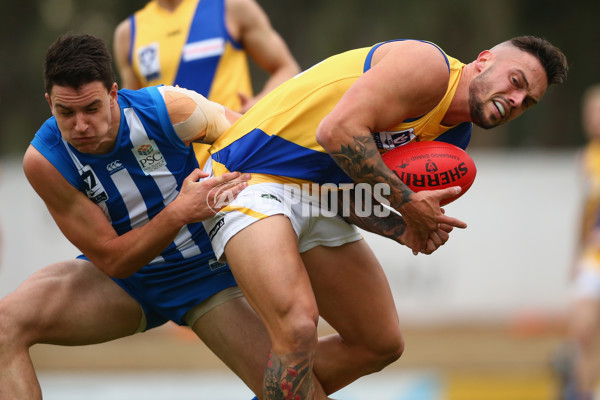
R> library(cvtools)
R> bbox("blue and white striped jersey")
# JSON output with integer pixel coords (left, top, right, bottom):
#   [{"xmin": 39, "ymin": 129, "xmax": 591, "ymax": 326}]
[{"xmin": 31, "ymin": 86, "xmax": 214, "ymax": 264}]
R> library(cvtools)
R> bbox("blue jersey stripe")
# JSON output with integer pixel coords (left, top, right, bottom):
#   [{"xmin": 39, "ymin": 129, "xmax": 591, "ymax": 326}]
[
  {"xmin": 128, "ymin": 14, "xmax": 136, "ymax": 66},
  {"xmin": 212, "ymin": 129, "xmax": 352, "ymax": 184},
  {"xmin": 363, "ymin": 39, "xmax": 450, "ymax": 73},
  {"xmin": 175, "ymin": 0, "xmax": 223, "ymax": 94},
  {"xmin": 434, "ymin": 121, "xmax": 471, "ymax": 150}
]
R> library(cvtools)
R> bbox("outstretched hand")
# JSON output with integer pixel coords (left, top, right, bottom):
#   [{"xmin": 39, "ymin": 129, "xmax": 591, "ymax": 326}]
[{"xmin": 398, "ymin": 186, "xmax": 467, "ymax": 254}]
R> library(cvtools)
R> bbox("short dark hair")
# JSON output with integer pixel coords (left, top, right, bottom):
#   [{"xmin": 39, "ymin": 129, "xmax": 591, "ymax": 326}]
[
  {"xmin": 509, "ymin": 35, "xmax": 568, "ymax": 85},
  {"xmin": 44, "ymin": 33, "xmax": 115, "ymax": 94}
]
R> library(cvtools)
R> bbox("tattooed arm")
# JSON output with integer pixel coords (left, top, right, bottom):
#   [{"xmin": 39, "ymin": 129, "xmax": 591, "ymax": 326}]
[
  {"xmin": 319, "ymin": 129, "xmax": 467, "ymax": 254},
  {"xmin": 315, "ymin": 41, "xmax": 467, "ymax": 252},
  {"xmin": 337, "ymin": 187, "xmax": 453, "ymax": 254}
]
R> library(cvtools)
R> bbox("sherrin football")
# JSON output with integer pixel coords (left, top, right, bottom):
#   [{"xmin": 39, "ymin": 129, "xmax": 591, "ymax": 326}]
[{"xmin": 381, "ymin": 141, "xmax": 477, "ymax": 206}]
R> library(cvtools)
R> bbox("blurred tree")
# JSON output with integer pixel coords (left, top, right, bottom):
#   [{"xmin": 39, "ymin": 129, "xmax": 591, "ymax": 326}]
[
  {"xmin": 0, "ymin": 0, "xmax": 146, "ymax": 155},
  {"xmin": 0, "ymin": 0, "xmax": 596, "ymax": 155}
]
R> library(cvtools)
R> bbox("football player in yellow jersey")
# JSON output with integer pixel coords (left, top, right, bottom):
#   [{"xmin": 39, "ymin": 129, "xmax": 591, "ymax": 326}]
[
  {"xmin": 114, "ymin": 0, "xmax": 299, "ymax": 171},
  {"xmin": 559, "ymin": 85, "xmax": 600, "ymax": 400},
  {"xmin": 202, "ymin": 37, "xmax": 568, "ymax": 400},
  {"xmin": 113, "ymin": 0, "xmax": 299, "ymax": 113}
]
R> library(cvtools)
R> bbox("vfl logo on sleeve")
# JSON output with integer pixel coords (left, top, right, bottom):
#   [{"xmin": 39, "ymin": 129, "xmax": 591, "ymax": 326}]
[
  {"xmin": 372, "ymin": 129, "xmax": 415, "ymax": 150},
  {"xmin": 133, "ymin": 140, "xmax": 167, "ymax": 175},
  {"xmin": 80, "ymin": 165, "xmax": 108, "ymax": 204}
]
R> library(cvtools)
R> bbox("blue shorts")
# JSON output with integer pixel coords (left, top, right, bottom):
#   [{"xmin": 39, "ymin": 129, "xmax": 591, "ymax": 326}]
[{"xmin": 78, "ymin": 254, "xmax": 237, "ymax": 330}]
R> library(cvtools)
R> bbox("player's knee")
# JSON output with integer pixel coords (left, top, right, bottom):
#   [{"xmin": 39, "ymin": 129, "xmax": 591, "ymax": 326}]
[
  {"xmin": 0, "ymin": 298, "xmax": 30, "ymax": 349},
  {"xmin": 282, "ymin": 315, "xmax": 319, "ymax": 354},
  {"xmin": 0, "ymin": 263, "xmax": 79, "ymax": 348},
  {"xmin": 0, "ymin": 301, "xmax": 11, "ymax": 340},
  {"xmin": 355, "ymin": 330, "xmax": 405, "ymax": 373},
  {"xmin": 271, "ymin": 305, "xmax": 320, "ymax": 356},
  {"xmin": 371, "ymin": 333, "xmax": 405, "ymax": 371}
]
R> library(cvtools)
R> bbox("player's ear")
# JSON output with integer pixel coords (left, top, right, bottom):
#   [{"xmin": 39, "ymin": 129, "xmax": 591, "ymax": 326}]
[
  {"xmin": 45, "ymin": 93, "xmax": 54, "ymax": 114},
  {"xmin": 475, "ymin": 50, "xmax": 492, "ymax": 72},
  {"xmin": 109, "ymin": 82, "xmax": 118, "ymax": 104}
]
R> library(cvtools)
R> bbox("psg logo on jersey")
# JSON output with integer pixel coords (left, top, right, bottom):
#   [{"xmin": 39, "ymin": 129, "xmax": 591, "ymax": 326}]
[{"xmin": 133, "ymin": 140, "xmax": 167, "ymax": 175}]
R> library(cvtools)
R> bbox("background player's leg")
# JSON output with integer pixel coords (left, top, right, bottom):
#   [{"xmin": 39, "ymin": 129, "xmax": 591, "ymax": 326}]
[
  {"xmin": 192, "ymin": 295, "xmax": 271, "ymax": 398},
  {"xmin": 567, "ymin": 297, "xmax": 600, "ymax": 399},
  {"xmin": 0, "ymin": 259, "xmax": 144, "ymax": 400}
]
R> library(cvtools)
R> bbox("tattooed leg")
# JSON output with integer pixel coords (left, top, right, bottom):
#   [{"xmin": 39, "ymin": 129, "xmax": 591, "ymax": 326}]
[{"xmin": 264, "ymin": 351, "xmax": 316, "ymax": 400}]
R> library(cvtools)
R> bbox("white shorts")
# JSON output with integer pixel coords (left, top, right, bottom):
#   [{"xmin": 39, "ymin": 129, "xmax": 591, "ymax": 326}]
[
  {"xmin": 572, "ymin": 256, "xmax": 600, "ymax": 300},
  {"xmin": 203, "ymin": 182, "xmax": 363, "ymax": 260}
]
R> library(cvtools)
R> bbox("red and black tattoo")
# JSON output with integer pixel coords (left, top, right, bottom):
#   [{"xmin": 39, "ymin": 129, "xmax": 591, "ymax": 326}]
[{"xmin": 264, "ymin": 351, "xmax": 315, "ymax": 400}]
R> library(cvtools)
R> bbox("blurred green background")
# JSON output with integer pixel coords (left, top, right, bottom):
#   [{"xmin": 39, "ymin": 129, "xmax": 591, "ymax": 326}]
[{"xmin": 0, "ymin": 0, "xmax": 595, "ymax": 155}]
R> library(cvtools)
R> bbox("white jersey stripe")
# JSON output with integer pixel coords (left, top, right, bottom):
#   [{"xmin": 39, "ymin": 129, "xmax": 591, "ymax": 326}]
[
  {"xmin": 109, "ymin": 168, "xmax": 148, "ymax": 229},
  {"xmin": 124, "ymin": 107, "xmax": 202, "ymax": 260},
  {"xmin": 125, "ymin": 108, "xmax": 178, "ymax": 201},
  {"xmin": 63, "ymin": 138, "xmax": 111, "ymax": 220}
]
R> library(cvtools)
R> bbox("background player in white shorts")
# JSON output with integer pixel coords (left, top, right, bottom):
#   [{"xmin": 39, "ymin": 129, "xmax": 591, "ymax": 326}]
[{"xmin": 559, "ymin": 85, "xmax": 600, "ymax": 400}]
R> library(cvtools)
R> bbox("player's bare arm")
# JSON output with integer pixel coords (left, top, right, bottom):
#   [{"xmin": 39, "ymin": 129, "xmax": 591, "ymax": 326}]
[
  {"xmin": 226, "ymin": 0, "xmax": 300, "ymax": 112},
  {"xmin": 113, "ymin": 19, "xmax": 143, "ymax": 90},
  {"xmin": 162, "ymin": 86, "xmax": 241, "ymax": 145},
  {"xmin": 324, "ymin": 134, "xmax": 465, "ymax": 252},
  {"xmin": 316, "ymin": 41, "xmax": 466, "ymax": 252},
  {"xmin": 337, "ymin": 187, "xmax": 454, "ymax": 255},
  {"xmin": 316, "ymin": 42, "xmax": 451, "ymax": 195},
  {"xmin": 23, "ymin": 146, "xmax": 248, "ymax": 278}
]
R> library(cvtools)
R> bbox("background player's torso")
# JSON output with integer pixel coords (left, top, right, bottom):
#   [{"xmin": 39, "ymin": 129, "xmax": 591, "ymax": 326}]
[
  {"xmin": 581, "ymin": 141, "xmax": 600, "ymax": 243},
  {"xmin": 130, "ymin": 0, "xmax": 252, "ymax": 110}
]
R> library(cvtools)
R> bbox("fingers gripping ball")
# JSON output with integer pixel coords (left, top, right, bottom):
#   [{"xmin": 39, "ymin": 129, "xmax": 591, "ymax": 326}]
[{"xmin": 382, "ymin": 141, "xmax": 477, "ymax": 205}]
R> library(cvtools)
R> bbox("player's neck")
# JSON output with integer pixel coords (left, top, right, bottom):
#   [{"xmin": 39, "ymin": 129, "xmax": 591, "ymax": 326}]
[
  {"xmin": 442, "ymin": 63, "xmax": 474, "ymax": 126},
  {"xmin": 156, "ymin": 0, "xmax": 185, "ymax": 12}
]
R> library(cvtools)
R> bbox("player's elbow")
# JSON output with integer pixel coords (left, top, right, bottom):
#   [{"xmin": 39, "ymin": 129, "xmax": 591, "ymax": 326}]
[
  {"xmin": 316, "ymin": 111, "xmax": 368, "ymax": 154},
  {"xmin": 105, "ymin": 268, "xmax": 132, "ymax": 280},
  {"xmin": 315, "ymin": 115, "xmax": 343, "ymax": 152},
  {"xmin": 92, "ymin": 256, "xmax": 134, "ymax": 279}
]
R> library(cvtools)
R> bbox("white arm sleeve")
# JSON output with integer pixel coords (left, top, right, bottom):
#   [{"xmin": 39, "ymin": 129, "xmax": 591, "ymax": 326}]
[{"xmin": 158, "ymin": 85, "xmax": 231, "ymax": 144}]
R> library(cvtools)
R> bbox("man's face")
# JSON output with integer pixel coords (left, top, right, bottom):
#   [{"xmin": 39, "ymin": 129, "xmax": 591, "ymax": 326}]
[
  {"xmin": 468, "ymin": 47, "xmax": 548, "ymax": 129},
  {"xmin": 46, "ymin": 81, "xmax": 118, "ymax": 154}
]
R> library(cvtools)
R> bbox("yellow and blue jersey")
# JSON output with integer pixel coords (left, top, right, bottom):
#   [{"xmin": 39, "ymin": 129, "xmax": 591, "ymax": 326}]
[
  {"xmin": 582, "ymin": 141, "xmax": 600, "ymax": 240},
  {"xmin": 128, "ymin": 0, "xmax": 252, "ymax": 111},
  {"xmin": 576, "ymin": 140, "xmax": 600, "ymax": 271},
  {"xmin": 208, "ymin": 40, "xmax": 471, "ymax": 185}
]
